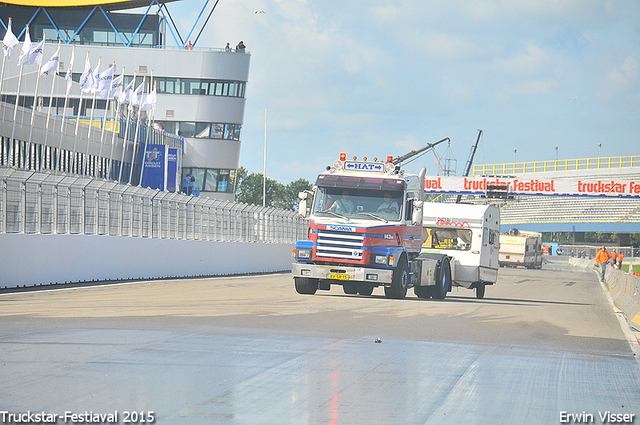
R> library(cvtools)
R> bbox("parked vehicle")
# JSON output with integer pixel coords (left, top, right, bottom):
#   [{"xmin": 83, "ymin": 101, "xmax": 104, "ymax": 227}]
[{"xmin": 499, "ymin": 228, "xmax": 543, "ymax": 269}]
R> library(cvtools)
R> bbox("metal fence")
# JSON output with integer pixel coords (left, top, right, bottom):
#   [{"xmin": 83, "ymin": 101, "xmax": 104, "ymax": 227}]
[{"xmin": 1, "ymin": 167, "xmax": 308, "ymax": 243}]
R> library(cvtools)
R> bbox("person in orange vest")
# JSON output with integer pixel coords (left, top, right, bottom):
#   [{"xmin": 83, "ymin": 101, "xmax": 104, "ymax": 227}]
[
  {"xmin": 595, "ymin": 246, "xmax": 610, "ymax": 281},
  {"xmin": 618, "ymin": 252, "xmax": 625, "ymax": 269},
  {"xmin": 610, "ymin": 249, "xmax": 618, "ymax": 268}
]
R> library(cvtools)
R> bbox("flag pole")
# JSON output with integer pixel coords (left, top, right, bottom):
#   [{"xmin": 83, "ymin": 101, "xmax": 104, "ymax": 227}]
[
  {"xmin": 98, "ymin": 61, "xmax": 114, "ymax": 178},
  {"xmin": 26, "ymin": 32, "xmax": 46, "ymax": 170},
  {"xmin": 139, "ymin": 72, "xmax": 154, "ymax": 187},
  {"xmin": 41, "ymin": 39, "xmax": 61, "ymax": 172},
  {"xmin": 83, "ymin": 56, "xmax": 100, "ymax": 176},
  {"xmin": 56, "ymin": 45, "xmax": 74, "ymax": 175},
  {"xmin": 10, "ymin": 25, "xmax": 30, "ymax": 168},
  {"xmin": 129, "ymin": 74, "xmax": 145, "ymax": 184},
  {"xmin": 119, "ymin": 70, "xmax": 136, "ymax": 183},
  {"xmin": 0, "ymin": 18, "xmax": 17, "ymax": 124},
  {"xmin": 72, "ymin": 51, "xmax": 90, "ymax": 174},
  {"xmin": 107, "ymin": 66, "xmax": 125, "ymax": 180}
]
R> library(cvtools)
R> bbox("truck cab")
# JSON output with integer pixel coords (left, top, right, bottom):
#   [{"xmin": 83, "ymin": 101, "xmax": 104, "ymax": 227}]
[{"xmin": 292, "ymin": 154, "xmax": 426, "ymax": 298}]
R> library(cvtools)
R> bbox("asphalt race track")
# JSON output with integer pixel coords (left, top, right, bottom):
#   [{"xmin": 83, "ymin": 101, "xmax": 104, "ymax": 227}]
[{"xmin": 1, "ymin": 258, "xmax": 639, "ymax": 424}]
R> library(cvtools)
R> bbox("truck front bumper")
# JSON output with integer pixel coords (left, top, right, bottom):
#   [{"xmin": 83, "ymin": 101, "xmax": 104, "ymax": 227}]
[{"xmin": 292, "ymin": 262, "xmax": 394, "ymax": 284}]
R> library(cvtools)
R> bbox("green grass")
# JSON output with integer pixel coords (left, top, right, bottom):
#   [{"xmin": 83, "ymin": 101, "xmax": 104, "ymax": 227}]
[{"xmin": 620, "ymin": 264, "xmax": 640, "ymax": 273}]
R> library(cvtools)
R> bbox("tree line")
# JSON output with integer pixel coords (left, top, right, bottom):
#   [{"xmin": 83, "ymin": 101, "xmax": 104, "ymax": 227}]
[{"xmin": 234, "ymin": 167, "xmax": 312, "ymax": 210}]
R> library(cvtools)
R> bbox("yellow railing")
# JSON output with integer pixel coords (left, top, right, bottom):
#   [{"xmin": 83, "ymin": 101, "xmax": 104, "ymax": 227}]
[{"xmin": 472, "ymin": 156, "xmax": 640, "ymax": 176}]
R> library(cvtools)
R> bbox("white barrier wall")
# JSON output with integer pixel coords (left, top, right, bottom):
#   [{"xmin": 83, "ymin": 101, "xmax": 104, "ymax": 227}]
[{"xmin": 0, "ymin": 234, "xmax": 294, "ymax": 288}]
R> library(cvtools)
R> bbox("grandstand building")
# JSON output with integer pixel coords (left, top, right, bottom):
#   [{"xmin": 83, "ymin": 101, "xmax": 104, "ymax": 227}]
[{"xmin": 0, "ymin": 0, "xmax": 249, "ymax": 201}]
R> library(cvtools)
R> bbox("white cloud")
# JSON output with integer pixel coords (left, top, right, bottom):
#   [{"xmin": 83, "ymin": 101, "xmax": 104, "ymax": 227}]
[{"xmin": 597, "ymin": 57, "xmax": 640, "ymax": 101}]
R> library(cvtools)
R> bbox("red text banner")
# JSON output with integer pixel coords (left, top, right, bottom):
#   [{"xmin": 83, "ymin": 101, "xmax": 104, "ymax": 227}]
[{"xmin": 423, "ymin": 176, "xmax": 640, "ymax": 197}]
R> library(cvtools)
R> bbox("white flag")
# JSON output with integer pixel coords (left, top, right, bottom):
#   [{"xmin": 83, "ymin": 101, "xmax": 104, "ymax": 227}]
[
  {"xmin": 90, "ymin": 57, "xmax": 100, "ymax": 92},
  {"xmin": 98, "ymin": 64, "xmax": 114, "ymax": 98},
  {"xmin": 65, "ymin": 47, "xmax": 75, "ymax": 95},
  {"xmin": 140, "ymin": 88, "xmax": 156, "ymax": 111},
  {"xmin": 3, "ymin": 20, "xmax": 19, "ymax": 58},
  {"xmin": 118, "ymin": 78, "xmax": 134, "ymax": 104},
  {"xmin": 130, "ymin": 81, "xmax": 144, "ymax": 105},
  {"xmin": 24, "ymin": 39, "xmax": 44, "ymax": 66},
  {"xmin": 110, "ymin": 73, "xmax": 124, "ymax": 99},
  {"xmin": 17, "ymin": 27, "xmax": 31, "ymax": 65},
  {"xmin": 79, "ymin": 53, "xmax": 93, "ymax": 92},
  {"xmin": 40, "ymin": 46, "xmax": 60, "ymax": 77}
]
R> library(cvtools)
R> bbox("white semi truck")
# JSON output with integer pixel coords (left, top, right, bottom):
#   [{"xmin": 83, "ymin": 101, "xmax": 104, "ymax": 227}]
[{"xmin": 421, "ymin": 203, "xmax": 500, "ymax": 298}]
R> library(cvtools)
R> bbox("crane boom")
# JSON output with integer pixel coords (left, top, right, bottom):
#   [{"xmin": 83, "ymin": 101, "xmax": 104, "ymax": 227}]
[{"xmin": 392, "ymin": 137, "xmax": 449, "ymax": 166}]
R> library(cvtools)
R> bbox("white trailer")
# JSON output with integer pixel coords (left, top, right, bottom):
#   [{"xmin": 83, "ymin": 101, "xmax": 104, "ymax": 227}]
[
  {"xmin": 421, "ymin": 203, "xmax": 500, "ymax": 298},
  {"xmin": 499, "ymin": 229, "xmax": 543, "ymax": 269}
]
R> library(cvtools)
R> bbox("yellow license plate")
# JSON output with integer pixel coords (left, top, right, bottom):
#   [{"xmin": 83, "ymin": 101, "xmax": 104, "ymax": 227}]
[{"xmin": 327, "ymin": 273, "xmax": 350, "ymax": 280}]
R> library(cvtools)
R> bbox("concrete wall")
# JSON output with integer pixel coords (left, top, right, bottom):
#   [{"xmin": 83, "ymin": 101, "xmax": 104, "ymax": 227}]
[
  {"xmin": 0, "ymin": 234, "xmax": 294, "ymax": 288},
  {"xmin": 569, "ymin": 257, "xmax": 640, "ymax": 331}
]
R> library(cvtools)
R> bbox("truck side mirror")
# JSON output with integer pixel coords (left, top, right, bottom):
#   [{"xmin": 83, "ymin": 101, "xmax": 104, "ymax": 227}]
[
  {"xmin": 412, "ymin": 200, "xmax": 423, "ymax": 225},
  {"xmin": 298, "ymin": 198, "xmax": 307, "ymax": 217},
  {"xmin": 298, "ymin": 191, "xmax": 309, "ymax": 217}
]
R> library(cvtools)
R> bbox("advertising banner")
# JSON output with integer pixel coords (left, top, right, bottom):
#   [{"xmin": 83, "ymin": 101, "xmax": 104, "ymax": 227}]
[
  {"xmin": 140, "ymin": 144, "xmax": 167, "ymax": 190},
  {"xmin": 167, "ymin": 147, "xmax": 178, "ymax": 192},
  {"xmin": 423, "ymin": 176, "xmax": 640, "ymax": 198}
]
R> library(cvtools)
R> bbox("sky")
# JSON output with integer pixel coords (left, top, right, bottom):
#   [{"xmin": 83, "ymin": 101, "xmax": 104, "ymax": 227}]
[{"xmin": 146, "ymin": 0, "xmax": 640, "ymax": 183}]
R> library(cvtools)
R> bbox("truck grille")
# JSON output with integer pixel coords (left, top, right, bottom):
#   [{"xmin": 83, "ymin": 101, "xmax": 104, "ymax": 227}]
[{"xmin": 316, "ymin": 230, "xmax": 364, "ymax": 261}]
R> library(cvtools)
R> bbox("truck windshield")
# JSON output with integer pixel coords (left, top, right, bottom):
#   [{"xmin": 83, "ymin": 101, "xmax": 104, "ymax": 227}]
[
  {"xmin": 422, "ymin": 227, "xmax": 472, "ymax": 251},
  {"xmin": 313, "ymin": 187, "xmax": 403, "ymax": 221}
]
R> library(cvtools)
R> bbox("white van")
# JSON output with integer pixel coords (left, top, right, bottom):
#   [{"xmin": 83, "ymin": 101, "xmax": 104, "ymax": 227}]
[{"xmin": 422, "ymin": 203, "xmax": 500, "ymax": 298}]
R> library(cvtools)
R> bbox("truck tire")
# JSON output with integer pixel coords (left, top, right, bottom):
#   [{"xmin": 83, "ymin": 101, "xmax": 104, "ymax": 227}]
[
  {"xmin": 432, "ymin": 257, "xmax": 451, "ymax": 300},
  {"xmin": 476, "ymin": 282, "xmax": 485, "ymax": 299},
  {"xmin": 357, "ymin": 284, "xmax": 374, "ymax": 296},
  {"xmin": 385, "ymin": 260, "xmax": 408, "ymax": 299},
  {"xmin": 294, "ymin": 277, "xmax": 318, "ymax": 295},
  {"xmin": 343, "ymin": 283, "xmax": 358, "ymax": 295}
]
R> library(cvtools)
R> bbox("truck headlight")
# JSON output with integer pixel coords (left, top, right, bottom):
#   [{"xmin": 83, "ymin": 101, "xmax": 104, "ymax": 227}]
[
  {"xmin": 296, "ymin": 248, "xmax": 312, "ymax": 259},
  {"xmin": 373, "ymin": 255, "xmax": 389, "ymax": 265}
]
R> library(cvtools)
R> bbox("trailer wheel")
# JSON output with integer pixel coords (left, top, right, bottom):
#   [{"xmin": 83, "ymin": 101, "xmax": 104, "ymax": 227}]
[
  {"xmin": 343, "ymin": 283, "xmax": 358, "ymax": 295},
  {"xmin": 357, "ymin": 284, "xmax": 374, "ymax": 296},
  {"xmin": 476, "ymin": 282, "xmax": 485, "ymax": 299},
  {"xmin": 414, "ymin": 286, "xmax": 431, "ymax": 299},
  {"xmin": 294, "ymin": 277, "xmax": 318, "ymax": 295},
  {"xmin": 432, "ymin": 257, "xmax": 451, "ymax": 300},
  {"xmin": 385, "ymin": 260, "xmax": 408, "ymax": 299}
]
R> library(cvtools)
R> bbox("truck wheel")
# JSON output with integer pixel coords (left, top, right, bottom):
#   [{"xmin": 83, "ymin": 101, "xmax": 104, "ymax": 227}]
[
  {"xmin": 385, "ymin": 260, "xmax": 408, "ymax": 299},
  {"xmin": 294, "ymin": 277, "xmax": 318, "ymax": 295},
  {"xmin": 357, "ymin": 284, "xmax": 374, "ymax": 296},
  {"xmin": 414, "ymin": 286, "xmax": 431, "ymax": 299},
  {"xmin": 476, "ymin": 282, "xmax": 485, "ymax": 299},
  {"xmin": 432, "ymin": 257, "xmax": 451, "ymax": 300},
  {"xmin": 343, "ymin": 283, "xmax": 358, "ymax": 295}
]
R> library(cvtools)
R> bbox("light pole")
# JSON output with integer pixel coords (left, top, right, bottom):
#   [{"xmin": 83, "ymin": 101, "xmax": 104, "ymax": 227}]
[
  {"xmin": 597, "ymin": 143, "xmax": 602, "ymax": 158},
  {"xmin": 555, "ymin": 146, "xmax": 558, "ymax": 161},
  {"xmin": 513, "ymin": 149, "xmax": 517, "ymax": 163},
  {"xmin": 263, "ymin": 108, "xmax": 267, "ymax": 207}
]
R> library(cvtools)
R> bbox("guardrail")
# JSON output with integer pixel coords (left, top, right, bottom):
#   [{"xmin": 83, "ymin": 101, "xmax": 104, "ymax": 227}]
[
  {"xmin": 473, "ymin": 155, "xmax": 640, "ymax": 176},
  {"xmin": 0, "ymin": 166, "xmax": 308, "ymax": 244}
]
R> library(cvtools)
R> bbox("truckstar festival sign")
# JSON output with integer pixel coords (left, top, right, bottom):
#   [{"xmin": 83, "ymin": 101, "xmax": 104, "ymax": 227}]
[{"xmin": 423, "ymin": 176, "xmax": 640, "ymax": 198}]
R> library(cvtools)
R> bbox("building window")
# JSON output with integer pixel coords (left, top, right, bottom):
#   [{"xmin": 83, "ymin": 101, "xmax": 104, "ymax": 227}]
[
  {"xmin": 156, "ymin": 121, "xmax": 242, "ymax": 141},
  {"xmin": 183, "ymin": 167, "xmax": 236, "ymax": 193}
]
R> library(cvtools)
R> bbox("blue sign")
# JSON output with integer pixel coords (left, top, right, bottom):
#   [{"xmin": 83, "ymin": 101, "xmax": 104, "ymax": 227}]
[
  {"xmin": 167, "ymin": 148, "xmax": 178, "ymax": 192},
  {"xmin": 344, "ymin": 161, "xmax": 384, "ymax": 172},
  {"xmin": 140, "ymin": 144, "xmax": 166, "ymax": 190}
]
